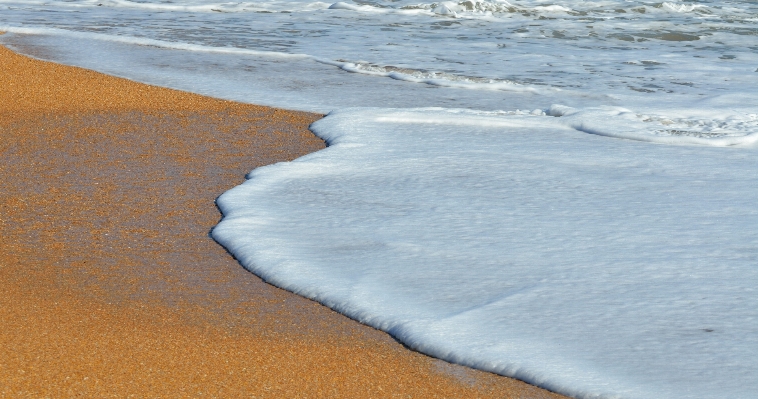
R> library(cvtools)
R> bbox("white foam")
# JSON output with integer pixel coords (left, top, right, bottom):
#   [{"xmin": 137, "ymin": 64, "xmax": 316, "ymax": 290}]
[
  {"xmin": 661, "ymin": 2, "xmax": 706, "ymax": 13},
  {"xmin": 337, "ymin": 62, "xmax": 547, "ymax": 93},
  {"xmin": 214, "ymin": 108, "xmax": 758, "ymax": 399},
  {"xmin": 548, "ymin": 105, "xmax": 758, "ymax": 147}
]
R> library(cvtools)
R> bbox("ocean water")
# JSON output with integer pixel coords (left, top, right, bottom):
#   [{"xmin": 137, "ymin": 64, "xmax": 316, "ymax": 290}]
[{"xmin": 2, "ymin": 1, "xmax": 757, "ymax": 398}]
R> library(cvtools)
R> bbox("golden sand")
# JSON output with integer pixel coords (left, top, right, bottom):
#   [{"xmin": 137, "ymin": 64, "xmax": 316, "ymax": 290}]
[{"xmin": 0, "ymin": 43, "xmax": 568, "ymax": 398}]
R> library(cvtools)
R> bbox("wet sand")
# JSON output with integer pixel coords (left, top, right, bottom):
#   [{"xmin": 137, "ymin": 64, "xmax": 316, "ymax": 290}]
[{"xmin": 0, "ymin": 43, "xmax": 568, "ymax": 398}]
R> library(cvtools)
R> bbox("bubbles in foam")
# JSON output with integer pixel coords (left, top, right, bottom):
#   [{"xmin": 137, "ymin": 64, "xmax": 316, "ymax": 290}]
[{"xmin": 549, "ymin": 105, "xmax": 758, "ymax": 147}]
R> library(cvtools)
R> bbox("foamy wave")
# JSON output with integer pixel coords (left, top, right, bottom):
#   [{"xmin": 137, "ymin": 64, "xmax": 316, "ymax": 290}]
[
  {"xmin": 326, "ymin": 0, "xmax": 714, "ymax": 20},
  {"xmin": 329, "ymin": 0, "xmax": 571, "ymax": 17},
  {"xmin": 549, "ymin": 105, "xmax": 758, "ymax": 147},
  {"xmin": 214, "ymin": 107, "xmax": 758, "ymax": 399},
  {"xmin": 335, "ymin": 61, "xmax": 544, "ymax": 93},
  {"xmin": 660, "ymin": 2, "xmax": 707, "ymax": 13},
  {"xmin": 414, "ymin": 0, "xmax": 521, "ymax": 15}
]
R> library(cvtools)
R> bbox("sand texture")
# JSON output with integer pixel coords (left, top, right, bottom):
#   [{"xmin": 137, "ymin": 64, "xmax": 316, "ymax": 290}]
[{"xmin": 0, "ymin": 43, "xmax": 568, "ymax": 398}]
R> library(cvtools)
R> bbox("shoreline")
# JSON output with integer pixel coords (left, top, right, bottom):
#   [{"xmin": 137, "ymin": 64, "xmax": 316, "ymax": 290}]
[{"xmin": 0, "ymin": 43, "xmax": 567, "ymax": 398}]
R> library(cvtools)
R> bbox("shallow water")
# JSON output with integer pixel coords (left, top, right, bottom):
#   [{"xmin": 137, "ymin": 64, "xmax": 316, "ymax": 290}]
[{"xmin": 3, "ymin": 0, "xmax": 758, "ymax": 131}]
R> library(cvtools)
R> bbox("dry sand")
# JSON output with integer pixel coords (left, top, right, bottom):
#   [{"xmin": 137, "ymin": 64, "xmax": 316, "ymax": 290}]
[{"xmin": 0, "ymin": 42, "xmax": 568, "ymax": 398}]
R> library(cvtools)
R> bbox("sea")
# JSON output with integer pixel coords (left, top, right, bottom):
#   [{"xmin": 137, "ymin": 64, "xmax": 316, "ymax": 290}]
[{"xmin": 2, "ymin": 1, "xmax": 757, "ymax": 398}]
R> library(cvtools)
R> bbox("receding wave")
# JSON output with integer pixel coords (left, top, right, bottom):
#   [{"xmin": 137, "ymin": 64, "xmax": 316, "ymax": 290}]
[{"xmin": 0, "ymin": 26, "xmax": 551, "ymax": 95}]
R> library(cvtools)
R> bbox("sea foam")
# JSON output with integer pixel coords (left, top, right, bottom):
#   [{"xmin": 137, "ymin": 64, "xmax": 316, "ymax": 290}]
[{"xmin": 213, "ymin": 108, "xmax": 758, "ymax": 399}]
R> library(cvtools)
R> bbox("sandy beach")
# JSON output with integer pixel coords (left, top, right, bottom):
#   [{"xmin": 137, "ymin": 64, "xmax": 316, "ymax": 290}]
[{"xmin": 0, "ymin": 43, "xmax": 568, "ymax": 398}]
